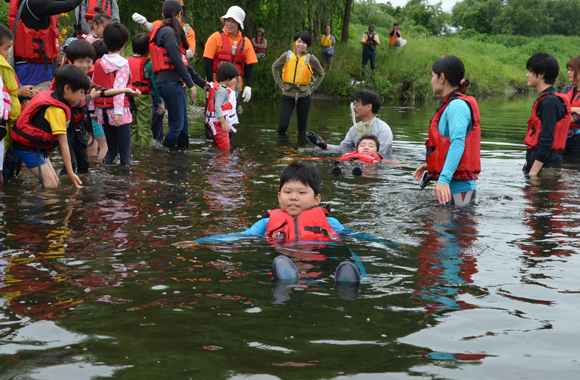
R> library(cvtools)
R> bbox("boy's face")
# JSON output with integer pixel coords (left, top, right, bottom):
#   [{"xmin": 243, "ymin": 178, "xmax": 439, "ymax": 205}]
[
  {"xmin": 526, "ymin": 70, "xmax": 544, "ymax": 89},
  {"xmin": 278, "ymin": 179, "xmax": 321, "ymax": 217},
  {"xmin": 357, "ymin": 139, "xmax": 377, "ymax": 153},
  {"xmin": 353, "ymin": 99, "xmax": 372, "ymax": 120},
  {"xmin": 63, "ymin": 85, "xmax": 86, "ymax": 105},
  {"xmin": 71, "ymin": 57, "xmax": 94, "ymax": 75},
  {"xmin": 0, "ymin": 38, "xmax": 13, "ymax": 60}
]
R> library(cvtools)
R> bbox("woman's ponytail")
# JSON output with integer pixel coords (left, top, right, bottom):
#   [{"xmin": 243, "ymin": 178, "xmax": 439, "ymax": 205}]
[
  {"xmin": 432, "ymin": 56, "xmax": 470, "ymax": 94},
  {"xmin": 162, "ymin": 0, "xmax": 189, "ymax": 50}
]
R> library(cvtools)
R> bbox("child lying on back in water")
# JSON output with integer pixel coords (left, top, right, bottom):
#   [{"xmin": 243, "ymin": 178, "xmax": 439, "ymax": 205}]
[
  {"xmin": 174, "ymin": 161, "xmax": 397, "ymax": 285},
  {"xmin": 334, "ymin": 134, "xmax": 383, "ymax": 175}
]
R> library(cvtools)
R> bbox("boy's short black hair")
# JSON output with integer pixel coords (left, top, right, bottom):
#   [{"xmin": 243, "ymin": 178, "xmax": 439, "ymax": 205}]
[
  {"xmin": 92, "ymin": 40, "xmax": 108, "ymax": 60},
  {"xmin": 352, "ymin": 89, "xmax": 382, "ymax": 114},
  {"xmin": 279, "ymin": 161, "xmax": 322, "ymax": 196},
  {"xmin": 132, "ymin": 33, "xmax": 150, "ymax": 56},
  {"xmin": 293, "ymin": 31, "xmax": 312, "ymax": 47},
  {"xmin": 102, "ymin": 22, "xmax": 129, "ymax": 52},
  {"xmin": 357, "ymin": 134, "xmax": 380, "ymax": 152},
  {"xmin": 527, "ymin": 53, "xmax": 559, "ymax": 85},
  {"xmin": 0, "ymin": 24, "xmax": 13, "ymax": 46},
  {"xmin": 65, "ymin": 39, "xmax": 96, "ymax": 63},
  {"xmin": 53, "ymin": 65, "xmax": 91, "ymax": 96},
  {"xmin": 216, "ymin": 62, "xmax": 239, "ymax": 82}
]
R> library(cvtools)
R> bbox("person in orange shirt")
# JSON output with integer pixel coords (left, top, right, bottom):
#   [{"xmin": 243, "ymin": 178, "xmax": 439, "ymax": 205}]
[
  {"xmin": 203, "ymin": 6, "xmax": 257, "ymax": 103},
  {"xmin": 132, "ymin": 0, "xmax": 196, "ymax": 58},
  {"xmin": 389, "ymin": 23, "xmax": 402, "ymax": 48}
]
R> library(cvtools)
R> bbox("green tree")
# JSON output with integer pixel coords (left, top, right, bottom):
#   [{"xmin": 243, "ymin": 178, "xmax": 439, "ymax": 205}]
[
  {"xmin": 547, "ymin": 0, "xmax": 580, "ymax": 36},
  {"xmin": 451, "ymin": 0, "xmax": 503, "ymax": 34},
  {"xmin": 492, "ymin": 0, "xmax": 552, "ymax": 36}
]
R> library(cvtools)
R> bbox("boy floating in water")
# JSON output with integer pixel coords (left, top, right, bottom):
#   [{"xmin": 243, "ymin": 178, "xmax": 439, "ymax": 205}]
[
  {"xmin": 334, "ymin": 134, "xmax": 383, "ymax": 175},
  {"xmin": 175, "ymin": 161, "xmax": 397, "ymax": 296}
]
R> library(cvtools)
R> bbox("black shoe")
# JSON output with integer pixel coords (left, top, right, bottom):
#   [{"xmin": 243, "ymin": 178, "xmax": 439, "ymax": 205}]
[
  {"xmin": 332, "ymin": 165, "xmax": 342, "ymax": 174},
  {"xmin": 352, "ymin": 167, "xmax": 363, "ymax": 176}
]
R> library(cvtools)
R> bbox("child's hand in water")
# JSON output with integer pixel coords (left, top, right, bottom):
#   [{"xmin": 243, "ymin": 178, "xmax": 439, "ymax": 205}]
[
  {"xmin": 221, "ymin": 120, "xmax": 231, "ymax": 133},
  {"xmin": 172, "ymin": 241, "xmax": 200, "ymax": 249}
]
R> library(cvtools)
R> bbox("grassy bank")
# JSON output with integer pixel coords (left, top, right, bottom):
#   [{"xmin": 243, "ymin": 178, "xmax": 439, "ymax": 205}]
[{"xmin": 252, "ymin": 24, "xmax": 580, "ymax": 102}]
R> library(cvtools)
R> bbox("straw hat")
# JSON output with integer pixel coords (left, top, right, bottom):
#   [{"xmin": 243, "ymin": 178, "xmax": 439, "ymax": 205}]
[
  {"xmin": 220, "ymin": 6, "xmax": 245, "ymax": 30},
  {"xmin": 257, "ymin": 28, "xmax": 264, "ymax": 35}
]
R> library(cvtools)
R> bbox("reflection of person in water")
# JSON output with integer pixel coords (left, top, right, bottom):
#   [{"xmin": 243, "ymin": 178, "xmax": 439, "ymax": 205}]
[{"xmin": 414, "ymin": 208, "xmax": 480, "ymax": 319}]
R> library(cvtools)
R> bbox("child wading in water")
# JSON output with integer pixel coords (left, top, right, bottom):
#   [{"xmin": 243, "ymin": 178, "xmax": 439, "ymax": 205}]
[{"xmin": 205, "ymin": 62, "xmax": 241, "ymax": 150}]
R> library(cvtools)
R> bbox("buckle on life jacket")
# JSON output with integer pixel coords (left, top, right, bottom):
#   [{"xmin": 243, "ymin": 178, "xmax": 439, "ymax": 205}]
[
  {"xmin": 426, "ymin": 145, "xmax": 436, "ymax": 159},
  {"xmin": 304, "ymin": 226, "xmax": 329, "ymax": 235}
]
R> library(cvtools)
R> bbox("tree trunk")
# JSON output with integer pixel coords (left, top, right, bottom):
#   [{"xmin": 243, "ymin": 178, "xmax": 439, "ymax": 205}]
[
  {"xmin": 330, "ymin": 0, "xmax": 334, "ymax": 32},
  {"xmin": 341, "ymin": 0, "xmax": 353, "ymax": 43},
  {"xmin": 308, "ymin": 9, "xmax": 312, "ymax": 35}
]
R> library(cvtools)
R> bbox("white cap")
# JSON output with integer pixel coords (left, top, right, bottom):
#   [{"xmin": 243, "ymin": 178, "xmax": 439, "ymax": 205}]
[{"xmin": 220, "ymin": 6, "xmax": 245, "ymax": 30}]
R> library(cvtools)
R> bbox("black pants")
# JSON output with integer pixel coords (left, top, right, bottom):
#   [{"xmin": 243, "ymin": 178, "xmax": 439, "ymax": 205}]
[
  {"xmin": 60, "ymin": 128, "xmax": 89, "ymax": 175},
  {"xmin": 277, "ymin": 94, "xmax": 311, "ymax": 135}
]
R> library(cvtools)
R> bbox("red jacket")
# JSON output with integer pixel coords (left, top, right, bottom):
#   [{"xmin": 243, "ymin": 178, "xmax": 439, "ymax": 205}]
[
  {"xmin": 212, "ymin": 30, "xmax": 247, "ymax": 77},
  {"xmin": 525, "ymin": 91, "xmax": 571, "ymax": 151},
  {"xmin": 265, "ymin": 207, "xmax": 339, "ymax": 241},
  {"xmin": 8, "ymin": 0, "xmax": 60, "ymax": 63},
  {"xmin": 127, "ymin": 56, "xmax": 152, "ymax": 95},
  {"xmin": 564, "ymin": 85, "xmax": 580, "ymax": 129},
  {"xmin": 92, "ymin": 58, "xmax": 131, "ymax": 109},
  {"xmin": 11, "ymin": 91, "xmax": 71, "ymax": 152},
  {"xmin": 339, "ymin": 150, "xmax": 383, "ymax": 164},
  {"xmin": 426, "ymin": 91, "xmax": 481, "ymax": 181},
  {"xmin": 149, "ymin": 25, "xmax": 188, "ymax": 75}
]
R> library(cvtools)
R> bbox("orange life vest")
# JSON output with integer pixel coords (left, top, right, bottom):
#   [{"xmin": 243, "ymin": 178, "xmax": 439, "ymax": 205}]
[
  {"xmin": 205, "ymin": 82, "xmax": 238, "ymax": 133},
  {"xmin": 149, "ymin": 25, "xmax": 188, "ymax": 75},
  {"xmin": 564, "ymin": 85, "xmax": 580, "ymax": 129},
  {"xmin": 212, "ymin": 30, "xmax": 246, "ymax": 77},
  {"xmin": 92, "ymin": 58, "xmax": 131, "ymax": 109},
  {"xmin": 524, "ymin": 90, "xmax": 571, "ymax": 151},
  {"xmin": 127, "ymin": 56, "xmax": 152, "ymax": 95},
  {"xmin": 85, "ymin": 0, "xmax": 113, "ymax": 22},
  {"xmin": 426, "ymin": 90, "xmax": 481, "ymax": 181},
  {"xmin": 11, "ymin": 91, "xmax": 71, "ymax": 152},
  {"xmin": 265, "ymin": 207, "xmax": 339, "ymax": 241},
  {"xmin": 8, "ymin": 0, "xmax": 60, "ymax": 64},
  {"xmin": 339, "ymin": 150, "xmax": 383, "ymax": 164}
]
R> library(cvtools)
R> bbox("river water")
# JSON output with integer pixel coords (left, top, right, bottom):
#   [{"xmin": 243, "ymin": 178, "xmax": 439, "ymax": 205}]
[{"xmin": 1, "ymin": 94, "xmax": 579, "ymax": 379}]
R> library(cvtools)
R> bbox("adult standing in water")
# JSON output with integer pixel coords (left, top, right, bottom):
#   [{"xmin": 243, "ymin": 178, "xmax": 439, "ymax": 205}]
[
  {"xmin": 561, "ymin": 56, "xmax": 580, "ymax": 158},
  {"xmin": 203, "ymin": 6, "xmax": 257, "ymax": 103},
  {"xmin": 361, "ymin": 25, "xmax": 379, "ymax": 79},
  {"xmin": 271, "ymin": 31, "xmax": 324, "ymax": 135},
  {"xmin": 149, "ymin": 0, "xmax": 207, "ymax": 149},
  {"xmin": 319, "ymin": 25, "xmax": 335, "ymax": 71},
  {"xmin": 413, "ymin": 56, "xmax": 481, "ymax": 206}
]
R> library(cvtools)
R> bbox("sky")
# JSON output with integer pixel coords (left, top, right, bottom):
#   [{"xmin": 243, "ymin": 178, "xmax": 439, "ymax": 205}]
[{"xmin": 380, "ymin": 0, "xmax": 460, "ymax": 12}]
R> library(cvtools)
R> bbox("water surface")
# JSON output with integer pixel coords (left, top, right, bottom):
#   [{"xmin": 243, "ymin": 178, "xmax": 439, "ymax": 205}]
[{"xmin": 1, "ymin": 94, "xmax": 579, "ymax": 380}]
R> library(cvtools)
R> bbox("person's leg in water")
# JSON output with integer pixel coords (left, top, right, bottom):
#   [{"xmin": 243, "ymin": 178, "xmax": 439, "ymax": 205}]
[
  {"xmin": 20, "ymin": 151, "xmax": 60, "ymax": 187},
  {"xmin": 449, "ymin": 190, "xmax": 476, "ymax": 207},
  {"xmin": 102, "ymin": 121, "xmax": 119, "ymax": 164},
  {"xmin": 277, "ymin": 95, "xmax": 296, "ymax": 134},
  {"xmin": 176, "ymin": 86, "xmax": 190, "ymax": 148},
  {"xmin": 296, "ymin": 95, "xmax": 312, "ymax": 135},
  {"xmin": 117, "ymin": 123, "xmax": 132, "ymax": 166},
  {"xmin": 160, "ymin": 82, "xmax": 186, "ymax": 148},
  {"xmin": 151, "ymin": 92, "xmax": 165, "ymax": 140},
  {"xmin": 74, "ymin": 129, "xmax": 90, "ymax": 173}
]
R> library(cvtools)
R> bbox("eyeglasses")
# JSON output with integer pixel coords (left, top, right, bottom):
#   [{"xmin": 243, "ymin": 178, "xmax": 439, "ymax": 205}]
[
  {"xmin": 567, "ymin": 68, "xmax": 573, "ymax": 72},
  {"xmin": 352, "ymin": 102, "xmax": 365, "ymax": 107}
]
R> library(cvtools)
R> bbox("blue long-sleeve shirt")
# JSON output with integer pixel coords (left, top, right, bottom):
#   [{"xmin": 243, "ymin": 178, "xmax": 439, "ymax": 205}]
[{"xmin": 436, "ymin": 99, "xmax": 477, "ymax": 194}]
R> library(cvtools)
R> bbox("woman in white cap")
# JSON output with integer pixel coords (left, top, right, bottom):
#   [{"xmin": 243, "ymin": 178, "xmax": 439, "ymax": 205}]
[{"xmin": 203, "ymin": 6, "xmax": 258, "ymax": 103}]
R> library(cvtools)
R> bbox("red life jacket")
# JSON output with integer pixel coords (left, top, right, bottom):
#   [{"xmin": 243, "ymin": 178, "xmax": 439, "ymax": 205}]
[
  {"xmin": 8, "ymin": 0, "xmax": 60, "ymax": 64},
  {"xmin": 127, "ymin": 56, "xmax": 152, "ymax": 95},
  {"xmin": 11, "ymin": 91, "xmax": 71, "ymax": 152},
  {"xmin": 253, "ymin": 37, "xmax": 266, "ymax": 54},
  {"xmin": 339, "ymin": 150, "xmax": 383, "ymax": 164},
  {"xmin": 524, "ymin": 90, "xmax": 571, "ymax": 151},
  {"xmin": 149, "ymin": 25, "xmax": 189, "ymax": 75},
  {"xmin": 426, "ymin": 90, "xmax": 481, "ymax": 181},
  {"xmin": 564, "ymin": 85, "xmax": 580, "ymax": 129},
  {"xmin": 85, "ymin": 0, "xmax": 113, "ymax": 22},
  {"xmin": 205, "ymin": 82, "xmax": 238, "ymax": 129},
  {"xmin": 265, "ymin": 206, "xmax": 339, "ymax": 242},
  {"xmin": 212, "ymin": 30, "xmax": 247, "ymax": 77},
  {"xmin": 92, "ymin": 58, "xmax": 131, "ymax": 109},
  {"xmin": 1, "ymin": 84, "xmax": 11, "ymax": 121}
]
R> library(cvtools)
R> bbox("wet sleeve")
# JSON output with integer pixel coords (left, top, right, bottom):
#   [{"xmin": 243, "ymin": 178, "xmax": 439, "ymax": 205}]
[
  {"xmin": 536, "ymin": 95, "xmax": 564, "ymax": 163},
  {"xmin": 340, "ymin": 229, "xmax": 399, "ymax": 248},
  {"xmin": 327, "ymin": 218, "xmax": 344, "ymax": 234},
  {"xmin": 214, "ymin": 87, "xmax": 229, "ymax": 119},
  {"xmin": 44, "ymin": 107, "xmax": 67, "ymax": 135},
  {"xmin": 438, "ymin": 100, "xmax": 471, "ymax": 185},
  {"xmin": 193, "ymin": 219, "xmax": 268, "ymax": 243},
  {"xmin": 240, "ymin": 218, "xmax": 268, "ymax": 236}
]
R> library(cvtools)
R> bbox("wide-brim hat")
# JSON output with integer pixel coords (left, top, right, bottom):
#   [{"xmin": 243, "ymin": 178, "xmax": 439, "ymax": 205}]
[
  {"xmin": 159, "ymin": 0, "xmax": 186, "ymax": 16},
  {"xmin": 221, "ymin": 6, "xmax": 245, "ymax": 30},
  {"xmin": 257, "ymin": 28, "xmax": 264, "ymax": 35}
]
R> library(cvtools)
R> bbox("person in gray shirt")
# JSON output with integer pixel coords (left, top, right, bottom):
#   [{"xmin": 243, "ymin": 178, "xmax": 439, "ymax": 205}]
[
  {"xmin": 308, "ymin": 89, "xmax": 393, "ymax": 157},
  {"xmin": 75, "ymin": 0, "xmax": 120, "ymax": 35}
]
